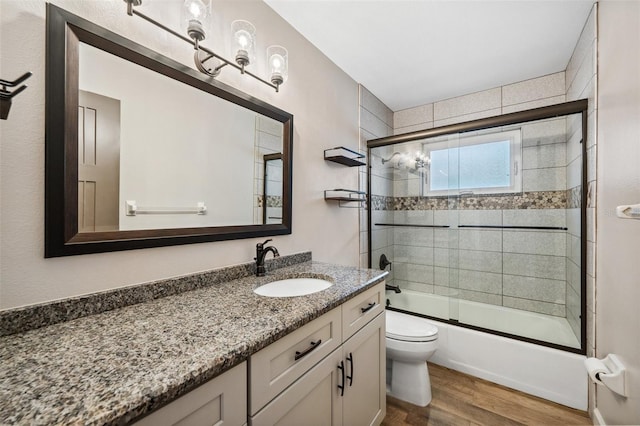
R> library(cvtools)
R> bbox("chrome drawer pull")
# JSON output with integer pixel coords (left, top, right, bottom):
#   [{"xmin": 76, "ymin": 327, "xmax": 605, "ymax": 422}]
[
  {"xmin": 294, "ymin": 339, "xmax": 322, "ymax": 361},
  {"xmin": 361, "ymin": 302, "xmax": 376, "ymax": 313}
]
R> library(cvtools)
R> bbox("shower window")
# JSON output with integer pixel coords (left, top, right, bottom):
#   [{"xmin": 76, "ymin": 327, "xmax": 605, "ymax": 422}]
[{"xmin": 425, "ymin": 129, "xmax": 522, "ymax": 195}]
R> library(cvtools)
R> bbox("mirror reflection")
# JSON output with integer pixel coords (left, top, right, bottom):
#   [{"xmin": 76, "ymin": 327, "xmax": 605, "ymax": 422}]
[{"xmin": 77, "ymin": 43, "xmax": 284, "ymax": 233}]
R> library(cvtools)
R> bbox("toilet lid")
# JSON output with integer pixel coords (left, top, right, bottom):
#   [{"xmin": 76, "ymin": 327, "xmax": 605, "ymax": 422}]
[{"xmin": 386, "ymin": 310, "xmax": 438, "ymax": 342}]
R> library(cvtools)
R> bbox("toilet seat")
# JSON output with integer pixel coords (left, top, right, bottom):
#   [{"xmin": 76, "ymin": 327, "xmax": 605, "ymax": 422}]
[{"xmin": 386, "ymin": 310, "xmax": 438, "ymax": 342}]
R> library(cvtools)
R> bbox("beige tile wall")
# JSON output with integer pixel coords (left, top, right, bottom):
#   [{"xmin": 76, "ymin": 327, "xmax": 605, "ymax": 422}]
[{"xmin": 359, "ymin": 85, "xmax": 393, "ymax": 269}]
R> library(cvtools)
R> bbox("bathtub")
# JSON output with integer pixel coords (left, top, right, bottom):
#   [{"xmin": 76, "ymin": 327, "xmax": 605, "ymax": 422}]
[{"xmin": 387, "ymin": 289, "xmax": 588, "ymax": 410}]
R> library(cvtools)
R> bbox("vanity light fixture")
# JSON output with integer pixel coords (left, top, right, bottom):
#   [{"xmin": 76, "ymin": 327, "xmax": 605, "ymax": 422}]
[{"xmin": 124, "ymin": 0, "xmax": 288, "ymax": 92}]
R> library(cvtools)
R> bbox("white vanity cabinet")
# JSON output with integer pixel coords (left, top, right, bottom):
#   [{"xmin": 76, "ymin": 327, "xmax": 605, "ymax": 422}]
[
  {"xmin": 249, "ymin": 282, "xmax": 386, "ymax": 426},
  {"xmin": 134, "ymin": 362, "xmax": 247, "ymax": 426}
]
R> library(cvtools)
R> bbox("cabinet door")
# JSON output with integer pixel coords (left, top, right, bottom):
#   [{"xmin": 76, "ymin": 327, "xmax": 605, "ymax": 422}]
[
  {"xmin": 342, "ymin": 312, "xmax": 386, "ymax": 426},
  {"xmin": 135, "ymin": 362, "xmax": 246, "ymax": 426},
  {"xmin": 250, "ymin": 349, "xmax": 343, "ymax": 426}
]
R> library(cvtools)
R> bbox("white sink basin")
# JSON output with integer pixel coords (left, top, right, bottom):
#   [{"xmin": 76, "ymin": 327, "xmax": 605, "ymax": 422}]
[{"xmin": 254, "ymin": 278, "xmax": 333, "ymax": 297}]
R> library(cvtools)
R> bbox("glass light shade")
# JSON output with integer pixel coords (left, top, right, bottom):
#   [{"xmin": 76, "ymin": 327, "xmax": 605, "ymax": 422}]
[
  {"xmin": 182, "ymin": 0, "xmax": 212, "ymax": 42},
  {"xmin": 231, "ymin": 20, "xmax": 256, "ymax": 67},
  {"xmin": 267, "ymin": 45, "xmax": 288, "ymax": 86}
]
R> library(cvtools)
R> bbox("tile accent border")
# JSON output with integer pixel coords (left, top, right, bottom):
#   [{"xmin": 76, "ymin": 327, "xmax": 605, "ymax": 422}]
[
  {"xmin": 0, "ymin": 251, "xmax": 312, "ymax": 337},
  {"xmin": 371, "ymin": 190, "xmax": 568, "ymax": 211}
]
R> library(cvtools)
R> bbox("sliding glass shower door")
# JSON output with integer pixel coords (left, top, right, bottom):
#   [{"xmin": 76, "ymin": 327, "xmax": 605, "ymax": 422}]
[{"xmin": 369, "ymin": 102, "xmax": 586, "ymax": 352}]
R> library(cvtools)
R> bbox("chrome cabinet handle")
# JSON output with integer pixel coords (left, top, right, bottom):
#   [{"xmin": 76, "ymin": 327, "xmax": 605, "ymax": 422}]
[{"xmin": 294, "ymin": 339, "xmax": 322, "ymax": 361}]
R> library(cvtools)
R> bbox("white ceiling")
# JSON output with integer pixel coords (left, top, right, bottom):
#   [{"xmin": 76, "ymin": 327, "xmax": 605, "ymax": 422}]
[{"xmin": 265, "ymin": 0, "xmax": 594, "ymax": 111}]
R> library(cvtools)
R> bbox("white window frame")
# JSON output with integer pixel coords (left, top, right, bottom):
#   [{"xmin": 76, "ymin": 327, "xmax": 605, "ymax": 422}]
[{"xmin": 422, "ymin": 129, "xmax": 522, "ymax": 196}]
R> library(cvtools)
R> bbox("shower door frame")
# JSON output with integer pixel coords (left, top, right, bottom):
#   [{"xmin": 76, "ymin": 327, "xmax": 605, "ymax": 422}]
[{"xmin": 367, "ymin": 99, "xmax": 588, "ymax": 355}]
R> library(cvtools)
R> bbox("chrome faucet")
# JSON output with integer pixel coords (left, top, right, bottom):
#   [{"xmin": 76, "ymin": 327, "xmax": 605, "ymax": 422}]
[{"xmin": 255, "ymin": 239, "xmax": 280, "ymax": 276}]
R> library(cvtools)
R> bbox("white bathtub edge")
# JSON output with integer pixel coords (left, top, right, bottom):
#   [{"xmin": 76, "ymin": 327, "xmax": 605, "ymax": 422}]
[
  {"xmin": 592, "ymin": 408, "xmax": 605, "ymax": 425},
  {"xmin": 426, "ymin": 318, "xmax": 588, "ymax": 411}
]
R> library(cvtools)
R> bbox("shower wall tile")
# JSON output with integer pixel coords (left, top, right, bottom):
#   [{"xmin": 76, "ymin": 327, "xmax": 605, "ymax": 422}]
[
  {"xmin": 566, "ymin": 125, "xmax": 582, "ymax": 165},
  {"xmin": 567, "ymin": 207, "xmax": 581, "ymax": 236},
  {"xmin": 586, "ymin": 111, "xmax": 596, "ymax": 150},
  {"xmin": 371, "ymin": 227, "xmax": 391, "ymax": 248},
  {"xmin": 458, "ymin": 210, "xmax": 502, "ymax": 226},
  {"xmin": 587, "ymin": 145, "xmax": 597, "ymax": 183},
  {"xmin": 566, "ymin": 285, "xmax": 581, "ymax": 325},
  {"xmin": 393, "ymin": 245, "xmax": 434, "ymax": 266},
  {"xmin": 567, "ymin": 234, "xmax": 581, "ymax": 266},
  {"xmin": 396, "ymin": 280, "xmax": 434, "ymax": 294},
  {"xmin": 521, "ymin": 117, "xmax": 567, "ymax": 147},
  {"xmin": 503, "ymin": 296, "xmax": 565, "ymax": 317},
  {"xmin": 434, "ymin": 268, "xmax": 458, "ymax": 289},
  {"xmin": 360, "ymin": 106, "xmax": 391, "ymax": 138},
  {"xmin": 522, "ymin": 143, "xmax": 567, "ymax": 170},
  {"xmin": 360, "ymin": 85, "xmax": 393, "ymax": 127},
  {"xmin": 458, "ymin": 289, "xmax": 502, "ymax": 306},
  {"xmin": 434, "ymin": 284, "xmax": 457, "ymax": 297},
  {"xmin": 503, "ymin": 275, "xmax": 566, "ymax": 304},
  {"xmin": 394, "ymin": 263, "xmax": 434, "ymax": 284},
  {"xmin": 359, "ymin": 231, "xmax": 367, "ymax": 255},
  {"xmin": 458, "ymin": 270, "xmax": 502, "ymax": 294},
  {"xmin": 458, "ymin": 250, "xmax": 502, "ymax": 274},
  {"xmin": 567, "ymin": 157, "xmax": 582, "ymax": 189},
  {"xmin": 458, "ymin": 229, "xmax": 502, "ymax": 252},
  {"xmin": 399, "ymin": 210, "xmax": 434, "ymax": 225},
  {"xmin": 434, "ymin": 229, "xmax": 457, "ymax": 249},
  {"xmin": 567, "ymin": 258, "xmax": 581, "ymax": 295},
  {"xmin": 503, "ymin": 231, "xmax": 566, "ymax": 256},
  {"xmin": 523, "ymin": 167, "xmax": 566, "ymax": 192},
  {"xmin": 503, "ymin": 253, "xmax": 566, "ymax": 281},
  {"xmin": 502, "ymin": 95, "xmax": 566, "ymax": 115},
  {"xmin": 433, "ymin": 88, "xmax": 501, "ymax": 121},
  {"xmin": 394, "ymin": 122, "xmax": 434, "ymax": 135},
  {"xmin": 502, "ymin": 72, "xmax": 565, "ymax": 106},
  {"xmin": 567, "ymin": 40, "xmax": 596, "ymax": 101},
  {"xmin": 434, "ymin": 248, "xmax": 457, "ymax": 268},
  {"xmin": 371, "ymin": 174, "xmax": 392, "ymax": 197},
  {"xmin": 393, "ymin": 177, "xmax": 421, "ymax": 197},
  {"xmin": 566, "ymin": 4, "xmax": 596, "ymax": 90},
  {"xmin": 567, "ymin": 309, "xmax": 581, "ymax": 349},
  {"xmin": 434, "ymin": 210, "xmax": 456, "ymax": 226},
  {"xmin": 393, "ymin": 227, "xmax": 434, "ymax": 247},
  {"xmin": 359, "ymin": 253, "xmax": 368, "ymax": 269},
  {"xmin": 394, "ymin": 104, "xmax": 433, "ymax": 128},
  {"xmin": 433, "ymin": 108, "xmax": 502, "ymax": 128},
  {"xmin": 502, "ymin": 209, "xmax": 566, "ymax": 228},
  {"xmin": 587, "ymin": 207, "xmax": 595, "ymax": 243}
]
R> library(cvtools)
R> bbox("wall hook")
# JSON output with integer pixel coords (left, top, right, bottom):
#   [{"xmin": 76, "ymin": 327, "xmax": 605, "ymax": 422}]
[{"xmin": 0, "ymin": 72, "xmax": 32, "ymax": 120}]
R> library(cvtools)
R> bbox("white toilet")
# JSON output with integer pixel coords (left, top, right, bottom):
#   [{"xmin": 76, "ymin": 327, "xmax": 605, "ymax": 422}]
[{"xmin": 385, "ymin": 310, "xmax": 439, "ymax": 406}]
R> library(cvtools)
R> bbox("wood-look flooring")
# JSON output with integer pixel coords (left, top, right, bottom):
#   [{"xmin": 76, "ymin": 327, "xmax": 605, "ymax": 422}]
[{"xmin": 382, "ymin": 363, "xmax": 591, "ymax": 426}]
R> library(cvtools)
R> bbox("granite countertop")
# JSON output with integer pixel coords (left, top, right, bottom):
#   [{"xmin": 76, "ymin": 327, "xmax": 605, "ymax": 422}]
[{"xmin": 0, "ymin": 261, "xmax": 387, "ymax": 425}]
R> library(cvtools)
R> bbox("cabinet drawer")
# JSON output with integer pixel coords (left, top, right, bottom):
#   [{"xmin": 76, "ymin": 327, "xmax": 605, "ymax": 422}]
[
  {"xmin": 249, "ymin": 348, "xmax": 343, "ymax": 426},
  {"xmin": 249, "ymin": 306, "xmax": 342, "ymax": 415},
  {"xmin": 135, "ymin": 362, "xmax": 246, "ymax": 426},
  {"xmin": 341, "ymin": 282, "xmax": 384, "ymax": 341}
]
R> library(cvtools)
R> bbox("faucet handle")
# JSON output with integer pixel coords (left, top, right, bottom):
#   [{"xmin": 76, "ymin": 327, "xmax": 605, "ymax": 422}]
[{"xmin": 257, "ymin": 239, "xmax": 272, "ymax": 249}]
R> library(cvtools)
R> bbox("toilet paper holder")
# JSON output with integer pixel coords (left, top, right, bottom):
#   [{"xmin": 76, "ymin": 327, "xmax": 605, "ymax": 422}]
[{"xmin": 584, "ymin": 354, "xmax": 628, "ymax": 397}]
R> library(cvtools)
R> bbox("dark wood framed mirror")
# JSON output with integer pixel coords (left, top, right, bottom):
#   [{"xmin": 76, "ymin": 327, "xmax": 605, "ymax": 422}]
[{"xmin": 45, "ymin": 4, "xmax": 293, "ymax": 257}]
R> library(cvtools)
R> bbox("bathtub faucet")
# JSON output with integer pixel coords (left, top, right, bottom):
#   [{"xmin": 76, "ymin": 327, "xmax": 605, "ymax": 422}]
[
  {"xmin": 255, "ymin": 239, "xmax": 280, "ymax": 277},
  {"xmin": 386, "ymin": 284, "xmax": 401, "ymax": 293}
]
